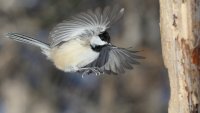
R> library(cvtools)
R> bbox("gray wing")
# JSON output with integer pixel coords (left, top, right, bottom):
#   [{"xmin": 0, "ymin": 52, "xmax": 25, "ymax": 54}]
[
  {"xmin": 86, "ymin": 45, "xmax": 144, "ymax": 74},
  {"xmin": 49, "ymin": 6, "xmax": 124, "ymax": 47}
]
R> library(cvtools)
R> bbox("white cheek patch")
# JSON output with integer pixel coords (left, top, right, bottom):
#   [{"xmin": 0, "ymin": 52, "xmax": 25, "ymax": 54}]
[{"xmin": 90, "ymin": 36, "xmax": 107, "ymax": 46}]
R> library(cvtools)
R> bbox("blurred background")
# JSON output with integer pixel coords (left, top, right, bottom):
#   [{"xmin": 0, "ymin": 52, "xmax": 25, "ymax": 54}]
[{"xmin": 0, "ymin": 0, "xmax": 169, "ymax": 113}]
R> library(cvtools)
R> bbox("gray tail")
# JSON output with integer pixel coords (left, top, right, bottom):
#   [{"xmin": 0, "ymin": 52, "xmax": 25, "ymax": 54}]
[{"xmin": 6, "ymin": 33, "xmax": 50, "ymax": 55}]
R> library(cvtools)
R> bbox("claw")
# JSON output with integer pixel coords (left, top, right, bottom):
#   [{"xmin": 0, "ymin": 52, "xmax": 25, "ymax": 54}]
[{"xmin": 81, "ymin": 70, "xmax": 91, "ymax": 77}]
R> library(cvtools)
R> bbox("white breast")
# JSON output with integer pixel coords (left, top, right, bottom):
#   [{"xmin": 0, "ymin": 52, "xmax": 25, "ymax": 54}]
[{"xmin": 49, "ymin": 39, "xmax": 99, "ymax": 72}]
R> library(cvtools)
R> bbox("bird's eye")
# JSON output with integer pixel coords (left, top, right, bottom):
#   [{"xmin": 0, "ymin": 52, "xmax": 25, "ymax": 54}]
[{"xmin": 98, "ymin": 31, "xmax": 110, "ymax": 43}]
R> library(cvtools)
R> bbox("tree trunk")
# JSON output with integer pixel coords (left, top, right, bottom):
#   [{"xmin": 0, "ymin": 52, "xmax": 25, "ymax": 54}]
[{"xmin": 159, "ymin": 0, "xmax": 200, "ymax": 113}]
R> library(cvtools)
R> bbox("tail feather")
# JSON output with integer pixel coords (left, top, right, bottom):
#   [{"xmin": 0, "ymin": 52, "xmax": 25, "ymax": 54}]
[{"xmin": 6, "ymin": 33, "xmax": 50, "ymax": 56}]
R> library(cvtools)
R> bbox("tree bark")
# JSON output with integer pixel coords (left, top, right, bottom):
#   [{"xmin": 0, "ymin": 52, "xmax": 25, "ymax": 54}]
[{"xmin": 159, "ymin": 0, "xmax": 200, "ymax": 113}]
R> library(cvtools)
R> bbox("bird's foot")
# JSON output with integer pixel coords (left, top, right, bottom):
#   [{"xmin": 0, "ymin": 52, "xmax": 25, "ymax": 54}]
[{"xmin": 78, "ymin": 67, "xmax": 102, "ymax": 78}]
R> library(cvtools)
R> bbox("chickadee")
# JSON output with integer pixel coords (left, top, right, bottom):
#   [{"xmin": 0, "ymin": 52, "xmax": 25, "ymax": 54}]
[{"xmin": 6, "ymin": 6, "xmax": 143, "ymax": 76}]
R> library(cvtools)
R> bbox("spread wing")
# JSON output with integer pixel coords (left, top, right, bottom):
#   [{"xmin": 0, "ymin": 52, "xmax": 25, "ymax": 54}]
[
  {"xmin": 49, "ymin": 6, "xmax": 124, "ymax": 47},
  {"xmin": 86, "ymin": 45, "xmax": 144, "ymax": 74}
]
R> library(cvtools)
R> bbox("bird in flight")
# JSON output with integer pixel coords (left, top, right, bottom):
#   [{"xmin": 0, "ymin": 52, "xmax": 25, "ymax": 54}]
[{"xmin": 6, "ymin": 6, "xmax": 144, "ymax": 76}]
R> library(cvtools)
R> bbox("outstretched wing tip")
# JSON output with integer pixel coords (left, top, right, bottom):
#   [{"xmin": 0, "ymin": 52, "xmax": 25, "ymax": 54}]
[
  {"xmin": 86, "ymin": 45, "xmax": 144, "ymax": 75},
  {"xmin": 120, "ymin": 8, "xmax": 125, "ymax": 13}
]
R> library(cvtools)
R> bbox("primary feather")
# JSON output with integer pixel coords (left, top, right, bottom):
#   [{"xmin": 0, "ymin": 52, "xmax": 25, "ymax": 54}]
[{"xmin": 49, "ymin": 6, "xmax": 124, "ymax": 47}]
